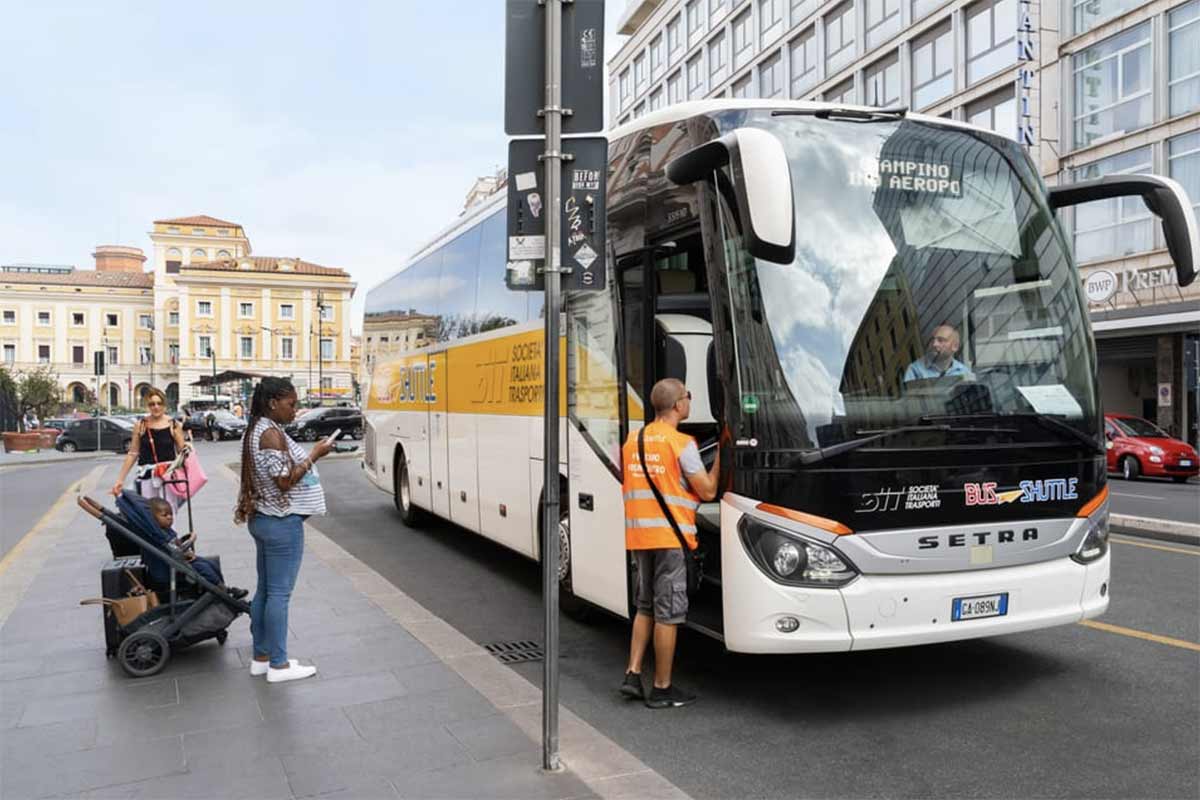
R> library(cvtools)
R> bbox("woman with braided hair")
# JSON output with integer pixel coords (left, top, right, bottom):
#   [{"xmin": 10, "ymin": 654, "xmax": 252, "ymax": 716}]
[{"xmin": 236, "ymin": 377, "xmax": 333, "ymax": 683}]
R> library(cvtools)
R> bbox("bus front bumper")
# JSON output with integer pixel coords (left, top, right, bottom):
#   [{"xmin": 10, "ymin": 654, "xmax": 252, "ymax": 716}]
[{"xmin": 722, "ymin": 550, "xmax": 1110, "ymax": 654}]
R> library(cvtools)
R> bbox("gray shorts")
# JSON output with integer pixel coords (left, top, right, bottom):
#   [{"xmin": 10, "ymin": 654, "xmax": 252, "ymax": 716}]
[{"xmin": 633, "ymin": 548, "xmax": 688, "ymax": 624}]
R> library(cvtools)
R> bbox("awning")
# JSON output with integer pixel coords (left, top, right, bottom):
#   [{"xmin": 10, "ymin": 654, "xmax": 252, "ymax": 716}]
[{"xmin": 190, "ymin": 370, "xmax": 271, "ymax": 387}]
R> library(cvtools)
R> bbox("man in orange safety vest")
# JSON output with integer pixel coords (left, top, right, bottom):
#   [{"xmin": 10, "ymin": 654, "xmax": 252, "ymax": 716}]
[{"xmin": 620, "ymin": 378, "xmax": 719, "ymax": 708}]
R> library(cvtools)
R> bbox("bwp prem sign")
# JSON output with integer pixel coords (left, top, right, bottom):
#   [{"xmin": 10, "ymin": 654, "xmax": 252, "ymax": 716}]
[{"xmin": 1016, "ymin": 0, "xmax": 1036, "ymax": 148}]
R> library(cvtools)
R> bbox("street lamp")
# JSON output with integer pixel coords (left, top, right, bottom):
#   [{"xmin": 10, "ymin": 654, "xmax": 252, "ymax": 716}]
[{"xmin": 316, "ymin": 290, "xmax": 327, "ymax": 406}]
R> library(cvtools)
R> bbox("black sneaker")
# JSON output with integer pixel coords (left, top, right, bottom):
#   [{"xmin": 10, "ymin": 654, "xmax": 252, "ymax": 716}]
[
  {"xmin": 644, "ymin": 684, "xmax": 696, "ymax": 709},
  {"xmin": 619, "ymin": 671, "xmax": 644, "ymax": 700}
]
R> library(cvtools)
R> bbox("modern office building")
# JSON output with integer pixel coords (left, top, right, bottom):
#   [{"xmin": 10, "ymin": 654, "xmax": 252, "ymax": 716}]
[{"xmin": 610, "ymin": 0, "xmax": 1199, "ymax": 445}]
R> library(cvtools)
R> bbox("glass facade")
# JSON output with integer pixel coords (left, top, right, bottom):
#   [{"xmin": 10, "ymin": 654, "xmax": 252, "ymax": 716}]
[
  {"xmin": 865, "ymin": 52, "xmax": 900, "ymax": 107},
  {"xmin": 1169, "ymin": 0, "xmax": 1200, "ymax": 117},
  {"xmin": 826, "ymin": 76, "xmax": 855, "ymax": 104},
  {"xmin": 789, "ymin": 28, "xmax": 818, "ymax": 97},
  {"xmin": 966, "ymin": 87, "xmax": 1016, "ymax": 138},
  {"xmin": 1073, "ymin": 22, "xmax": 1152, "ymax": 149},
  {"xmin": 1073, "ymin": 147, "xmax": 1154, "ymax": 262},
  {"xmin": 865, "ymin": 0, "xmax": 901, "ymax": 51},
  {"xmin": 709, "ymin": 31, "xmax": 728, "ymax": 83},
  {"xmin": 1169, "ymin": 131, "xmax": 1200, "ymax": 217},
  {"xmin": 760, "ymin": 0, "xmax": 786, "ymax": 45},
  {"xmin": 733, "ymin": 7, "xmax": 755, "ymax": 69},
  {"xmin": 966, "ymin": 0, "xmax": 1016, "ymax": 84},
  {"xmin": 760, "ymin": 51, "xmax": 785, "ymax": 98},
  {"xmin": 825, "ymin": 2, "xmax": 856, "ymax": 74},
  {"xmin": 911, "ymin": 22, "xmax": 953, "ymax": 109},
  {"xmin": 1073, "ymin": 0, "xmax": 1143, "ymax": 36}
]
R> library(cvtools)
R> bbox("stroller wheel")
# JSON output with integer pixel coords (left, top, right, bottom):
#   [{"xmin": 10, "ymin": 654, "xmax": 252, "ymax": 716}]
[
  {"xmin": 215, "ymin": 630, "xmax": 228, "ymax": 646},
  {"xmin": 118, "ymin": 629, "xmax": 171, "ymax": 678}
]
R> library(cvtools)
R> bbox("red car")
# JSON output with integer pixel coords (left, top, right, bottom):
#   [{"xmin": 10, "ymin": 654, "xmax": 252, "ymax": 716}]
[{"xmin": 1104, "ymin": 413, "xmax": 1198, "ymax": 483}]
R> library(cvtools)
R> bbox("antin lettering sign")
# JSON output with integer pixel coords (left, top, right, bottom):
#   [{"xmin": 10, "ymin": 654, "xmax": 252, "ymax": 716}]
[{"xmin": 1016, "ymin": 0, "xmax": 1036, "ymax": 148}]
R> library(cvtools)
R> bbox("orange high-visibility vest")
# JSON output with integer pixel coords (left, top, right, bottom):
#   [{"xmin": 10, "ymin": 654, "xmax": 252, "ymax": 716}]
[{"xmin": 622, "ymin": 421, "xmax": 701, "ymax": 551}]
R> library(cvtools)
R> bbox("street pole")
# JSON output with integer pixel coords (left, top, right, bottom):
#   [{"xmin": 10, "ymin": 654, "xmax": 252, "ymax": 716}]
[
  {"xmin": 540, "ymin": 0, "xmax": 563, "ymax": 773},
  {"xmin": 212, "ymin": 349, "xmax": 217, "ymax": 405},
  {"xmin": 308, "ymin": 323, "xmax": 313, "ymax": 405},
  {"xmin": 317, "ymin": 290, "xmax": 325, "ymax": 406},
  {"xmin": 103, "ymin": 329, "xmax": 111, "ymax": 417}
]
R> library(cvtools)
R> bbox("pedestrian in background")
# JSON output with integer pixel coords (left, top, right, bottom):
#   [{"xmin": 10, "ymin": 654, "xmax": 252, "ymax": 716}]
[
  {"xmin": 111, "ymin": 387, "xmax": 189, "ymax": 509},
  {"xmin": 620, "ymin": 378, "xmax": 719, "ymax": 708},
  {"xmin": 236, "ymin": 376, "xmax": 333, "ymax": 684}
]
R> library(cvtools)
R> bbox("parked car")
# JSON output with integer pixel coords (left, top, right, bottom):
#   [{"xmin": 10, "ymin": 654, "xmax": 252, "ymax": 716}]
[
  {"xmin": 181, "ymin": 409, "xmax": 247, "ymax": 441},
  {"xmin": 55, "ymin": 417, "xmax": 135, "ymax": 453},
  {"xmin": 42, "ymin": 417, "xmax": 72, "ymax": 432},
  {"xmin": 284, "ymin": 406, "xmax": 363, "ymax": 441},
  {"xmin": 1105, "ymin": 413, "xmax": 1198, "ymax": 483}
]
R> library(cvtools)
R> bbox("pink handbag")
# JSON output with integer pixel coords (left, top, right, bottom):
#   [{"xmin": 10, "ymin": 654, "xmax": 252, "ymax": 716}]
[{"xmin": 165, "ymin": 449, "xmax": 208, "ymax": 501}]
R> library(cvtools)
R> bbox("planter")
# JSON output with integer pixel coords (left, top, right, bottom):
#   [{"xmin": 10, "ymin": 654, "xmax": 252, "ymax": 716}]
[
  {"xmin": 35, "ymin": 429, "xmax": 59, "ymax": 448},
  {"xmin": 2, "ymin": 432, "xmax": 43, "ymax": 452}
]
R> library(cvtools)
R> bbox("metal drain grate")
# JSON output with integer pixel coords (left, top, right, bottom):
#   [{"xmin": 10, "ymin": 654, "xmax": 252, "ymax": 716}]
[{"xmin": 485, "ymin": 640, "xmax": 544, "ymax": 664}]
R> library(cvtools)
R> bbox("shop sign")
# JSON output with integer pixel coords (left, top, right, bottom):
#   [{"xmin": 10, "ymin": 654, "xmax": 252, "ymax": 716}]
[
  {"xmin": 1081, "ymin": 265, "xmax": 1182, "ymax": 304},
  {"xmin": 1084, "ymin": 269, "xmax": 1117, "ymax": 303}
]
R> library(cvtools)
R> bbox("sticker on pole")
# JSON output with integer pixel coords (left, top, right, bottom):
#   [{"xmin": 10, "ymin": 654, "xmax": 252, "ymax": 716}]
[
  {"xmin": 509, "ymin": 235, "xmax": 545, "ymax": 260},
  {"xmin": 741, "ymin": 394, "xmax": 760, "ymax": 414},
  {"xmin": 573, "ymin": 243, "xmax": 597, "ymax": 270}
]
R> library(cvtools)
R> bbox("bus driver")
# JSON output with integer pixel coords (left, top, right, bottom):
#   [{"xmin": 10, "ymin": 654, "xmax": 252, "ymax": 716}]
[{"xmin": 904, "ymin": 323, "xmax": 973, "ymax": 382}]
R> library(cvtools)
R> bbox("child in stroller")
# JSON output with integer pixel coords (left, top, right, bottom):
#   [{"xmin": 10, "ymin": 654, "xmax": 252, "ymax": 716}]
[{"xmin": 142, "ymin": 497, "xmax": 248, "ymax": 599}]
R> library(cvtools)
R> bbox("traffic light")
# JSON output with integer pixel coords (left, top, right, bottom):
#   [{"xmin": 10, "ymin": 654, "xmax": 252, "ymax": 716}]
[{"xmin": 93, "ymin": 351, "xmax": 105, "ymax": 376}]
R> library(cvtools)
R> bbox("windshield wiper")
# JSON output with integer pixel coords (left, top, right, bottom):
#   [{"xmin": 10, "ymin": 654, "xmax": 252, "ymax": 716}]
[
  {"xmin": 794, "ymin": 422, "xmax": 1016, "ymax": 466},
  {"xmin": 772, "ymin": 106, "xmax": 908, "ymax": 122},
  {"xmin": 920, "ymin": 412, "xmax": 1104, "ymax": 455}
]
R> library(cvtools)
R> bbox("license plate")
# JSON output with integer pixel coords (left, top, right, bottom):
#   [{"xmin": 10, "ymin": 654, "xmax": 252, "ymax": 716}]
[
  {"xmin": 952, "ymin": 593, "xmax": 1008, "ymax": 622},
  {"xmin": 1180, "ymin": 459, "xmax": 1193, "ymax": 467}
]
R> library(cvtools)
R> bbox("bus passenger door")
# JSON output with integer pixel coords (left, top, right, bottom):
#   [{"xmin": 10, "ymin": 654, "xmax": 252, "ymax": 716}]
[{"xmin": 428, "ymin": 350, "xmax": 451, "ymax": 519}]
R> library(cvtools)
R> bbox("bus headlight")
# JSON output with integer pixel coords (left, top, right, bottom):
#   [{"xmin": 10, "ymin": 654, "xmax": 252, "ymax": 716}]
[
  {"xmin": 1071, "ymin": 510, "xmax": 1109, "ymax": 564},
  {"xmin": 738, "ymin": 517, "xmax": 858, "ymax": 588}
]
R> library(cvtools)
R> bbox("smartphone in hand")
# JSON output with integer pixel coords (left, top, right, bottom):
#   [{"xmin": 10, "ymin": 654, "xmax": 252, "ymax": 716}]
[{"xmin": 323, "ymin": 428, "xmax": 342, "ymax": 446}]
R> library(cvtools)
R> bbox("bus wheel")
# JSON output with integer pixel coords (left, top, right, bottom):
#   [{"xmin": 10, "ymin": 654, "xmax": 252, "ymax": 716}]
[
  {"xmin": 394, "ymin": 451, "xmax": 426, "ymax": 526},
  {"xmin": 552, "ymin": 501, "xmax": 590, "ymax": 621}
]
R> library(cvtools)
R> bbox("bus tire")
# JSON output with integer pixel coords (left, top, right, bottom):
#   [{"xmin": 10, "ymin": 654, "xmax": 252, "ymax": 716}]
[
  {"xmin": 542, "ymin": 488, "xmax": 590, "ymax": 621},
  {"xmin": 393, "ymin": 449, "xmax": 426, "ymax": 526}
]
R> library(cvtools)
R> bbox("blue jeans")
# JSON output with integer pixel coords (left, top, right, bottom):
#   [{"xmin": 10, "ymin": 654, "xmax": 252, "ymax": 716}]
[{"xmin": 248, "ymin": 513, "xmax": 305, "ymax": 667}]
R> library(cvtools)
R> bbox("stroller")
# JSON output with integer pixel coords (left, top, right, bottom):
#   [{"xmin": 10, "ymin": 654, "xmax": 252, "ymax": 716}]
[{"xmin": 78, "ymin": 491, "xmax": 251, "ymax": 678}]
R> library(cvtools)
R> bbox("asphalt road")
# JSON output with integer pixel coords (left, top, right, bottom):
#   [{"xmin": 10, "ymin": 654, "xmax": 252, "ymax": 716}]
[
  {"xmin": 0, "ymin": 460, "xmax": 109, "ymax": 560},
  {"xmin": 314, "ymin": 458, "xmax": 1200, "ymax": 800},
  {"xmin": 1108, "ymin": 475, "xmax": 1200, "ymax": 525}
]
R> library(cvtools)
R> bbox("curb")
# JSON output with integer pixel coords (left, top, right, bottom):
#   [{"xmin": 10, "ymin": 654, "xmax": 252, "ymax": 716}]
[
  {"xmin": 1110, "ymin": 513, "xmax": 1200, "ymax": 547},
  {"xmin": 0, "ymin": 452, "xmax": 121, "ymax": 469}
]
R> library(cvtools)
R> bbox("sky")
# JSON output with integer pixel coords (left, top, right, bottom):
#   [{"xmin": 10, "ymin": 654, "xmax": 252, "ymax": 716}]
[{"xmin": 0, "ymin": 1, "xmax": 624, "ymax": 332}]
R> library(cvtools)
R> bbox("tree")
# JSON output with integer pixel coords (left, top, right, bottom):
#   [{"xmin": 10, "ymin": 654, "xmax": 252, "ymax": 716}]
[{"xmin": 16, "ymin": 366, "xmax": 62, "ymax": 428}]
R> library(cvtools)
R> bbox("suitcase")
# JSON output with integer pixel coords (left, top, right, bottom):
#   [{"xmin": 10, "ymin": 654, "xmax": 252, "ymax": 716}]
[{"xmin": 101, "ymin": 557, "xmax": 146, "ymax": 657}]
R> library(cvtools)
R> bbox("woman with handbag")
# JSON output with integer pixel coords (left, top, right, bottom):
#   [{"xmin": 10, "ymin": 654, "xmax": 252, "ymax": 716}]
[
  {"xmin": 111, "ymin": 387, "xmax": 190, "ymax": 509},
  {"xmin": 235, "ymin": 377, "xmax": 333, "ymax": 684}
]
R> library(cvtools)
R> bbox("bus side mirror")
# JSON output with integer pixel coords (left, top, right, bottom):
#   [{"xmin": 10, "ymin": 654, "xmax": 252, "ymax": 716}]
[
  {"xmin": 666, "ymin": 128, "xmax": 796, "ymax": 264},
  {"xmin": 1048, "ymin": 174, "xmax": 1198, "ymax": 288}
]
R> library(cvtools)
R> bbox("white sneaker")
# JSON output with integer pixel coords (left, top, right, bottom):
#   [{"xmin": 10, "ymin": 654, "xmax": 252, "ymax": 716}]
[
  {"xmin": 250, "ymin": 658, "xmax": 296, "ymax": 677},
  {"xmin": 266, "ymin": 661, "xmax": 317, "ymax": 684}
]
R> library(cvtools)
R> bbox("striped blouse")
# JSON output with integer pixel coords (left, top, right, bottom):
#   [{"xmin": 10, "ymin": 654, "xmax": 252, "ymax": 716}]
[{"xmin": 248, "ymin": 417, "xmax": 326, "ymax": 517}]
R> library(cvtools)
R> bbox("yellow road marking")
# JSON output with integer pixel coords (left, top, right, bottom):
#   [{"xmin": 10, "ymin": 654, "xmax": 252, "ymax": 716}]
[
  {"xmin": 1079, "ymin": 620, "xmax": 1200, "ymax": 653},
  {"xmin": 0, "ymin": 464, "xmax": 105, "ymax": 578},
  {"xmin": 1110, "ymin": 536, "xmax": 1200, "ymax": 556}
]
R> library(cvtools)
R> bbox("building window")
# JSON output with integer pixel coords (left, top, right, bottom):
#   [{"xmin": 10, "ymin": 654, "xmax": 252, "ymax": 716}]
[
  {"xmin": 238, "ymin": 302, "xmax": 254, "ymax": 318},
  {"xmin": 138, "ymin": 314, "xmax": 152, "ymax": 329},
  {"xmin": 634, "ymin": 52, "xmax": 648, "ymax": 92},
  {"xmin": 280, "ymin": 337, "xmax": 294, "ymax": 360},
  {"xmin": 2, "ymin": 344, "xmax": 13, "ymax": 364},
  {"xmin": 1169, "ymin": 0, "xmax": 1200, "ymax": 117},
  {"xmin": 1169, "ymin": 131, "xmax": 1200, "ymax": 219},
  {"xmin": 825, "ymin": 77, "xmax": 856, "ymax": 105},
  {"xmin": 72, "ymin": 345, "xmax": 84, "ymax": 364},
  {"xmin": 320, "ymin": 339, "xmax": 334, "ymax": 360},
  {"xmin": 668, "ymin": 70, "xmax": 685, "ymax": 103},
  {"xmin": 1073, "ymin": 22, "xmax": 1152, "ymax": 149},
  {"xmin": 38, "ymin": 344, "xmax": 50, "ymax": 364},
  {"xmin": 760, "ymin": 0, "xmax": 785, "ymax": 46},
  {"xmin": 198, "ymin": 336, "xmax": 212, "ymax": 358},
  {"xmin": 789, "ymin": 28, "xmax": 818, "ymax": 96},
  {"xmin": 167, "ymin": 227, "xmax": 180, "ymax": 234},
  {"xmin": 106, "ymin": 312, "xmax": 119, "ymax": 327},
  {"xmin": 865, "ymin": 52, "xmax": 901, "ymax": 107},
  {"xmin": 825, "ymin": 3, "xmax": 856, "ymax": 74},
  {"xmin": 650, "ymin": 34, "xmax": 665, "ymax": 79},
  {"xmin": 191, "ymin": 248, "xmax": 206, "ymax": 259},
  {"xmin": 166, "ymin": 261, "xmax": 181, "ymax": 274},
  {"xmin": 619, "ymin": 68, "xmax": 632, "ymax": 109},
  {"xmin": 865, "ymin": 0, "xmax": 901, "ymax": 51},
  {"xmin": 167, "ymin": 247, "xmax": 181, "ymax": 257},
  {"xmin": 2, "ymin": 310, "xmax": 13, "ymax": 324},
  {"xmin": 319, "ymin": 304, "xmax": 335, "ymax": 322},
  {"xmin": 191, "ymin": 228, "xmax": 205, "ymax": 235},
  {"xmin": 240, "ymin": 336, "xmax": 254, "ymax": 359},
  {"xmin": 966, "ymin": 87, "xmax": 1016, "ymax": 137},
  {"xmin": 279, "ymin": 303, "xmax": 294, "ymax": 319},
  {"xmin": 633, "ymin": 101, "xmax": 647, "ymax": 118},
  {"xmin": 320, "ymin": 377, "xmax": 333, "ymax": 390},
  {"xmin": 650, "ymin": 87, "xmax": 665, "ymax": 110},
  {"xmin": 732, "ymin": 8, "xmax": 754, "ymax": 70},
  {"xmin": 197, "ymin": 300, "xmax": 213, "ymax": 317},
  {"xmin": 732, "ymin": 73, "xmax": 754, "ymax": 98},
  {"xmin": 912, "ymin": 22, "xmax": 953, "ymax": 108},
  {"xmin": 791, "ymin": 0, "xmax": 818, "ymax": 25},
  {"xmin": 1073, "ymin": 146, "xmax": 1154, "ymax": 262},
  {"xmin": 1073, "ymin": 0, "xmax": 1142, "ymax": 36},
  {"xmin": 687, "ymin": 53, "xmax": 704, "ymax": 97},
  {"xmin": 168, "ymin": 311, "xmax": 179, "ymax": 326},
  {"xmin": 216, "ymin": 249, "xmax": 231, "ymax": 258},
  {"xmin": 912, "ymin": 0, "xmax": 945, "ymax": 22},
  {"xmin": 168, "ymin": 343, "xmax": 179, "ymax": 364},
  {"xmin": 219, "ymin": 228, "xmax": 230, "ymax": 236},
  {"xmin": 709, "ymin": 30, "xmax": 729, "ymax": 83},
  {"xmin": 760, "ymin": 51, "xmax": 785, "ymax": 98},
  {"xmin": 139, "ymin": 345, "xmax": 152, "ymax": 365},
  {"xmin": 106, "ymin": 345, "xmax": 119, "ymax": 366},
  {"xmin": 70, "ymin": 312, "xmax": 84, "ymax": 326},
  {"xmin": 687, "ymin": 0, "xmax": 704, "ymax": 45},
  {"xmin": 966, "ymin": 0, "xmax": 1016, "ymax": 85},
  {"xmin": 667, "ymin": 14, "xmax": 683, "ymax": 60},
  {"xmin": 36, "ymin": 311, "xmax": 51, "ymax": 326},
  {"xmin": 710, "ymin": 0, "xmax": 726, "ymax": 22}
]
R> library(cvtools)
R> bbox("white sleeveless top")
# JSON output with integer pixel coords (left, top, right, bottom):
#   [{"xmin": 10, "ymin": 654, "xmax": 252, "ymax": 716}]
[{"xmin": 248, "ymin": 417, "xmax": 326, "ymax": 517}]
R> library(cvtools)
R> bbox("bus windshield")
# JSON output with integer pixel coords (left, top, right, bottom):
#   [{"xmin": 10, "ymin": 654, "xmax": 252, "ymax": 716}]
[{"xmin": 716, "ymin": 113, "xmax": 1100, "ymax": 457}]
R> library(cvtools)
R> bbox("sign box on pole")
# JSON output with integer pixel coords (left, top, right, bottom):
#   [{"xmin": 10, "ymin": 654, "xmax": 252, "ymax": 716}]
[
  {"xmin": 506, "ymin": 138, "xmax": 547, "ymax": 291},
  {"xmin": 504, "ymin": 0, "xmax": 606, "ymax": 136}
]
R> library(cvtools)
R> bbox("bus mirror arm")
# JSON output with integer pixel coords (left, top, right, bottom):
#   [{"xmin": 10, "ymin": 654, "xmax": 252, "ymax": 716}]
[
  {"xmin": 1048, "ymin": 174, "xmax": 1197, "ymax": 288},
  {"xmin": 666, "ymin": 128, "xmax": 796, "ymax": 265}
]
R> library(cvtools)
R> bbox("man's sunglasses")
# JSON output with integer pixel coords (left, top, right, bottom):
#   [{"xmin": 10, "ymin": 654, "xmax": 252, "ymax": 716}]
[{"xmin": 677, "ymin": 391, "xmax": 692, "ymax": 403}]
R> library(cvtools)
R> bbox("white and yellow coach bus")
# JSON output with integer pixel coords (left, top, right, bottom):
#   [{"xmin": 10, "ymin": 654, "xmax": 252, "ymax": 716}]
[{"xmin": 363, "ymin": 100, "xmax": 1198, "ymax": 653}]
